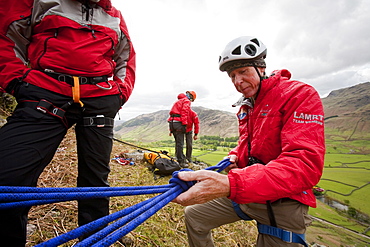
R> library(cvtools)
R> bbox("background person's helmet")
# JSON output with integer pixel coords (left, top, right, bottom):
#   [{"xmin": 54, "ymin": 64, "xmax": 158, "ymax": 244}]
[
  {"xmin": 218, "ymin": 36, "xmax": 267, "ymax": 74},
  {"xmin": 186, "ymin": 91, "xmax": 197, "ymax": 102}
]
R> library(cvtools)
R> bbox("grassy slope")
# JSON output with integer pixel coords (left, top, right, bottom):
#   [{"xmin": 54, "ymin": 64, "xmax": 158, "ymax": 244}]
[{"xmin": 26, "ymin": 130, "xmax": 370, "ymax": 246}]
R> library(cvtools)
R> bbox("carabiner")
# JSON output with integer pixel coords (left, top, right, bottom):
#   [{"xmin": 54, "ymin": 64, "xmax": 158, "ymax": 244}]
[{"xmin": 95, "ymin": 81, "xmax": 112, "ymax": 90}]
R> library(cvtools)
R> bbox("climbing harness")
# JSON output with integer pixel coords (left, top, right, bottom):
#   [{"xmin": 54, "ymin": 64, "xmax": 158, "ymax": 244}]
[
  {"xmin": 0, "ymin": 159, "xmax": 230, "ymax": 246},
  {"xmin": 43, "ymin": 70, "xmax": 112, "ymax": 91},
  {"xmin": 17, "ymin": 70, "xmax": 115, "ymax": 128}
]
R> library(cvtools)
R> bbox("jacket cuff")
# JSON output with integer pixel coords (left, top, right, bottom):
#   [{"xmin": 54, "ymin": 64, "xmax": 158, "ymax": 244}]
[{"xmin": 227, "ymin": 173, "xmax": 237, "ymax": 201}]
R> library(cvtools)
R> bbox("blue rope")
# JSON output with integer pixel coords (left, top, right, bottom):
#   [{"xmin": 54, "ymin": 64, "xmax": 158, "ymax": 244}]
[
  {"xmin": 0, "ymin": 186, "xmax": 173, "ymax": 210},
  {"xmin": 205, "ymin": 158, "xmax": 231, "ymax": 172},
  {"xmin": 0, "ymin": 188, "xmax": 171, "ymax": 202},
  {"xmin": 0, "ymin": 158, "xmax": 231, "ymax": 246}
]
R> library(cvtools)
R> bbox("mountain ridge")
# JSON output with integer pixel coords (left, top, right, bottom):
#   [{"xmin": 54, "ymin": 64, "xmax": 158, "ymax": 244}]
[
  {"xmin": 114, "ymin": 106, "xmax": 239, "ymax": 142},
  {"xmin": 115, "ymin": 82, "xmax": 370, "ymax": 142}
]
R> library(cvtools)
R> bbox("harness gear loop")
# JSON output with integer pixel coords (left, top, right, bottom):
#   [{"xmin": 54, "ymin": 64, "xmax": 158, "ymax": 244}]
[{"xmin": 72, "ymin": 76, "xmax": 84, "ymax": 107}]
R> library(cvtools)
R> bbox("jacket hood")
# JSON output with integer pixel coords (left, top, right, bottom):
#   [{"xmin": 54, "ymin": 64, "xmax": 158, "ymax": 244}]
[
  {"xmin": 97, "ymin": 0, "xmax": 112, "ymax": 10},
  {"xmin": 270, "ymin": 69, "xmax": 291, "ymax": 80},
  {"xmin": 177, "ymin": 93, "xmax": 187, "ymax": 100}
]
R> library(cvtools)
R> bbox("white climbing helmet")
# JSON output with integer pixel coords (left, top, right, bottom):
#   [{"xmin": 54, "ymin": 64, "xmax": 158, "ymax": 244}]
[{"xmin": 218, "ymin": 36, "xmax": 267, "ymax": 74}]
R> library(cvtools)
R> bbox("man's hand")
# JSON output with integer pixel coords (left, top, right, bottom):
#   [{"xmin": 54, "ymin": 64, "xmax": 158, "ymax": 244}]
[
  {"xmin": 224, "ymin": 155, "xmax": 238, "ymax": 173},
  {"xmin": 193, "ymin": 135, "xmax": 198, "ymax": 140},
  {"xmin": 173, "ymin": 170, "xmax": 230, "ymax": 206}
]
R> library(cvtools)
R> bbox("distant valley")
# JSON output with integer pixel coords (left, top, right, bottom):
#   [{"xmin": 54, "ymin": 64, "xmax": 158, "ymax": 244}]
[{"xmin": 114, "ymin": 82, "xmax": 370, "ymax": 143}]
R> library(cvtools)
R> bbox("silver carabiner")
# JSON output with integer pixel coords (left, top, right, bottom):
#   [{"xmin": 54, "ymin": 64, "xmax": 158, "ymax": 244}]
[{"xmin": 95, "ymin": 81, "xmax": 112, "ymax": 90}]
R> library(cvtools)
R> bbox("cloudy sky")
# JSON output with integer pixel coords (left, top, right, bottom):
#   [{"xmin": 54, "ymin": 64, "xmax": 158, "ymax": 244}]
[{"xmin": 111, "ymin": 0, "xmax": 370, "ymax": 121}]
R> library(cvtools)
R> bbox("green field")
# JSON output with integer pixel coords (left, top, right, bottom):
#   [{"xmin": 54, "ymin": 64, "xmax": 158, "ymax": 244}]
[
  {"xmin": 318, "ymin": 153, "xmax": 370, "ymax": 217},
  {"xmin": 141, "ymin": 138, "xmax": 370, "ymax": 238}
]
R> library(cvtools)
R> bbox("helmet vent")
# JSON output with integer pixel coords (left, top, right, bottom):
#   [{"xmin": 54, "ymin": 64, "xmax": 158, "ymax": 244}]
[
  {"xmin": 244, "ymin": 44, "xmax": 257, "ymax": 56},
  {"xmin": 231, "ymin": 45, "xmax": 242, "ymax": 55},
  {"xmin": 250, "ymin": 38, "xmax": 260, "ymax": 46}
]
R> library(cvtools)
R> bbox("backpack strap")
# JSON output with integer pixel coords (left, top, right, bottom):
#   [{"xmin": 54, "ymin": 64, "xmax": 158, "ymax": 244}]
[{"xmin": 232, "ymin": 202, "xmax": 308, "ymax": 247}]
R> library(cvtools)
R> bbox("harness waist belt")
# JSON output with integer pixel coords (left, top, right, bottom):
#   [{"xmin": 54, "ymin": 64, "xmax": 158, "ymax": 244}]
[
  {"xmin": 170, "ymin": 114, "xmax": 181, "ymax": 117},
  {"xmin": 43, "ymin": 71, "xmax": 108, "ymax": 86}
]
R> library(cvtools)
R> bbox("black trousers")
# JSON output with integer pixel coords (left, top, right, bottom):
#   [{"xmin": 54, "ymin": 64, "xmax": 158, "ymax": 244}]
[
  {"xmin": 169, "ymin": 121, "xmax": 186, "ymax": 164},
  {"xmin": 0, "ymin": 83, "xmax": 121, "ymax": 246},
  {"xmin": 185, "ymin": 131, "xmax": 193, "ymax": 162}
]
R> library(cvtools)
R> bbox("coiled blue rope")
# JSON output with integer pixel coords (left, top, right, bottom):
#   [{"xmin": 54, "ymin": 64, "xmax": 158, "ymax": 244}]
[{"xmin": 0, "ymin": 158, "xmax": 231, "ymax": 246}]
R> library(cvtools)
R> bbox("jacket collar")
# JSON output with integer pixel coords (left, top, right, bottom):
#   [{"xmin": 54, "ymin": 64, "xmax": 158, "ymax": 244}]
[{"xmin": 232, "ymin": 69, "xmax": 292, "ymax": 108}]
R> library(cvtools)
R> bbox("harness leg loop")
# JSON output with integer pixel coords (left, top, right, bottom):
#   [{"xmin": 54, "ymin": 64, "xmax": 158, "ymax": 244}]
[{"xmin": 232, "ymin": 201, "xmax": 308, "ymax": 247}]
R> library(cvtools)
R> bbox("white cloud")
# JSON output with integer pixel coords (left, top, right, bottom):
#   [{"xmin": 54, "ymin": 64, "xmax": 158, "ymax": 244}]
[{"xmin": 111, "ymin": 0, "xmax": 370, "ymax": 120}]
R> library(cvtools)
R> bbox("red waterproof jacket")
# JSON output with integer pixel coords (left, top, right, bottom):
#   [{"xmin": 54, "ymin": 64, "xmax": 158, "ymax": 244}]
[
  {"xmin": 186, "ymin": 109, "xmax": 199, "ymax": 134},
  {"xmin": 0, "ymin": 0, "xmax": 135, "ymax": 102},
  {"xmin": 227, "ymin": 69, "xmax": 325, "ymax": 208},
  {"xmin": 168, "ymin": 93, "xmax": 191, "ymax": 125}
]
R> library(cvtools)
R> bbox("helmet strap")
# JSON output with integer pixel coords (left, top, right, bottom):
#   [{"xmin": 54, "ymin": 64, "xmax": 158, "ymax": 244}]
[
  {"xmin": 252, "ymin": 63, "xmax": 263, "ymax": 82},
  {"xmin": 252, "ymin": 63, "xmax": 264, "ymax": 100}
]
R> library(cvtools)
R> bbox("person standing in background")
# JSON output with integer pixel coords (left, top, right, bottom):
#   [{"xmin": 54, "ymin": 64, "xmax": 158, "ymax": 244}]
[{"xmin": 168, "ymin": 91, "xmax": 196, "ymax": 167}]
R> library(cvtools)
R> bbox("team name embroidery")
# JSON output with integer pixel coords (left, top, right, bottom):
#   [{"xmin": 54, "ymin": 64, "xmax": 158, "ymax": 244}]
[{"xmin": 293, "ymin": 112, "xmax": 324, "ymax": 125}]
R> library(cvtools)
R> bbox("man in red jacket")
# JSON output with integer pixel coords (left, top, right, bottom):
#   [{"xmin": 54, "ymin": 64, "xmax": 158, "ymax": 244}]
[
  {"xmin": 185, "ymin": 109, "xmax": 199, "ymax": 163},
  {"xmin": 174, "ymin": 36, "xmax": 325, "ymax": 247},
  {"xmin": 0, "ymin": 0, "xmax": 135, "ymax": 245},
  {"xmin": 168, "ymin": 91, "xmax": 196, "ymax": 167}
]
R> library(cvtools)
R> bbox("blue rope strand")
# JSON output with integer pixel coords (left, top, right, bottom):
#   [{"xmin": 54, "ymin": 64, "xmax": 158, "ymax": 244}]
[
  {"xmin": 205, "ymin": 158, "xmax": 231, "ymax": 172},
  {"xmin": 0, "ymin": 198, "xmax": 71, "ymax": 210},
  {"xmin": 93, "ymin": 187, "xmax": 183, "ymax": 247},
  {"xmin": 0, "ymin": 184, "xmax": 173, "ymax": 193},
  {"xmin": 35, "ymin": 196, "xmax": 152, "ymax": 246},
  {"xmin": 81, "ymin": 187, "xmax": 183, "ymax": 247},
  {"xmin": 0, "ymin": 188, "xmax": 171, "ymax": 202}
]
